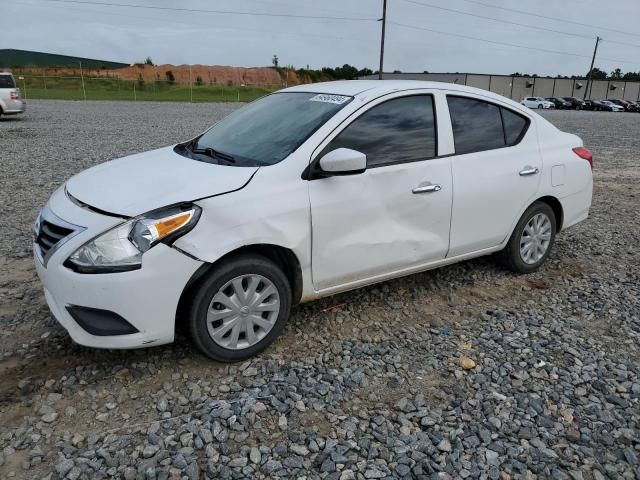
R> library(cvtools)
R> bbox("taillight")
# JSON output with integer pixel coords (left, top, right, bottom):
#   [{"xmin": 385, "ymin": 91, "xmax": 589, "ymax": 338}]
[
  {"xmin": 10, "ymin": 90, "xmax": 19, "ymax": 100},
  {"xmin": 572, "ymin": 147, "xmax": 593, "ymax": 169}
]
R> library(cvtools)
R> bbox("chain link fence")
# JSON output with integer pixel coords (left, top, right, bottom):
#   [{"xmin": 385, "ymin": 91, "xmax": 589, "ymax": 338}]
[{"xmin": 15, "ymin": 74, "xmax": 279, "ymax": 103}]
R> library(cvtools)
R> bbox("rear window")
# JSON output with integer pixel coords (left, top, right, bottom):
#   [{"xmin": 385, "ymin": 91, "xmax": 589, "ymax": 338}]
[
  {"xmin": 0, "ymin": 75, "xmax": 16, "ymax": 88},
  {"xmin": 447, "ymin": 96, "xmax": 530, "ymax": 155},
  {"xmin": 501, "ymin": 108, "xmax": 528, "ymax": 145}
]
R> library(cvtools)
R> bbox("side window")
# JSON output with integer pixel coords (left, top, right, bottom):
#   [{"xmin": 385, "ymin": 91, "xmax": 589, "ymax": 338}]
[
  {"xmin": 447, "ymin": 96, "xmax": 529, "ymax": 154},
  {"xmin": 325, "ymin": 95, "xmax": 436, "ymax": 167},
  {"xmin": 501, "ymin": 108, "xmax": 528, "ymax": 145},
  {"xmin": 447, "ymin": 96, "xmax": 504, "ymax": 155}
]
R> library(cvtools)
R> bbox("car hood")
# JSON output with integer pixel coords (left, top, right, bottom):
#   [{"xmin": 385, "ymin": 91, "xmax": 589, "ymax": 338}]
[{"xmin": 65, "ymin": 146, "xmax": 258, "ymax": 217}]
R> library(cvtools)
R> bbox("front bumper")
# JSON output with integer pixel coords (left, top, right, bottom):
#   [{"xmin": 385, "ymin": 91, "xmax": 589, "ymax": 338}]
[{"xmin": 34, "ymin": 188, "xmax": 203, "ymax": 349}]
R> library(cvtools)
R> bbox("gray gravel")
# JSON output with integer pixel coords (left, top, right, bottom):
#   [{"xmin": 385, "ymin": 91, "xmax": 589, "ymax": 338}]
[{"xmin": 0, "ymin": 101, "xmax": 639, "ymax": 479}]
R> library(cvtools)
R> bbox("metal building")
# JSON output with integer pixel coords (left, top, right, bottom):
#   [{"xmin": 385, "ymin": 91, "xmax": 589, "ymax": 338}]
[{"xmin": 359, "ymin": 72, "xmax": 640, "ymax": 102}]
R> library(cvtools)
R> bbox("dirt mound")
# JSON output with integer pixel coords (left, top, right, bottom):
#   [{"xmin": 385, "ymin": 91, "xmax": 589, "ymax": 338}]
[
  {"xmin": 11, "ymin": 64, "xmax": 292, "ymax": 87},
  {"xmin": 118, "ymin": 64, "xmax": 285, "ymax": 86}
]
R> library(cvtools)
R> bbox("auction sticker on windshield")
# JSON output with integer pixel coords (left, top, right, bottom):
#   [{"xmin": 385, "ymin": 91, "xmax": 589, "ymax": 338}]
[{"xmin": 309, "ymin": 94, "xmax": 351, "ymax": 104}]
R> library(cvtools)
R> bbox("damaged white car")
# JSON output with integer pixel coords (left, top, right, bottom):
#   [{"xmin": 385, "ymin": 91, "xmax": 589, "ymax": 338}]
[{"xmin": 34, "ymin": 80, "xmax": 593, "ymax": 361}]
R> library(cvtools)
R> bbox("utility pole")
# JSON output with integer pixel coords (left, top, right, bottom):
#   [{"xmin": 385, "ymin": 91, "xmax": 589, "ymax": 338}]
[
  {"xmin": 378, "ymin": 0, "xmax": 387, "ymax": 80},
  {"xmin": 583, "ymin": 36, "xmax": 601, "ymax": 100}
]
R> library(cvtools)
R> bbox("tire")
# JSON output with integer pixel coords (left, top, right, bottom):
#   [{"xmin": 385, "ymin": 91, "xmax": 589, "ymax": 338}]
[
  {"xmin": 537, "ymin": 104, "xmax": 543, "ymax": 109},
  {"xmin": 498, "ymin": 201, "xmax": 556, "ymax": 274},
  {"xmin": 187, "ymin": 254, "xmax": 292, "ymax": 362}
]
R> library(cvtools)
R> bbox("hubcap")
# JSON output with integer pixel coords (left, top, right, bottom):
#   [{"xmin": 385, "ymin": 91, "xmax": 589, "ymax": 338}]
[
  {"xmin": 519, "ymin": 213, "xmax": 552, "ymax": 264},
  {"xmin": 206, "ymin": 274, "xmax": 280, "ymax": 350}
]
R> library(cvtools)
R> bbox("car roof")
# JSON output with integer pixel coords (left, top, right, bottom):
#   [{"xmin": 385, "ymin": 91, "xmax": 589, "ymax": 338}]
[{"xmin": 282, "ymin": 80, "xmax": 512, "ymax": 102}]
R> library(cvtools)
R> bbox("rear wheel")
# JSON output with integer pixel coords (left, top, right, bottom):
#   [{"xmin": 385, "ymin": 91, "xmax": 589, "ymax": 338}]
[
  {"xmin": 498, "ymin": 202, "xmax": 556, "ymax": 273},
  {"xmin": 187, "ymin": 254, "xmax": 292, "ymax": 362}
]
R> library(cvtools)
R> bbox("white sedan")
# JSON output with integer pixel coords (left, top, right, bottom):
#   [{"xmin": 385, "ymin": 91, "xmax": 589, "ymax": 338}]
[
  {"xmin": 34, "ymin": 81, "xmax": 593, "ymax": 361},
  {"xmin": 599, "ymin": 100, "xmax": 625, "ymax": 112},
  {"xmin": 521, "ymin": 96, "xmax": 555, "ymax": 109}
]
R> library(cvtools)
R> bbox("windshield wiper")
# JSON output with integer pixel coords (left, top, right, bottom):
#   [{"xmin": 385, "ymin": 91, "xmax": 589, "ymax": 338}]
[{"xmin": 189, "ymin": 143, "xmax": 236, "ymax": 164}]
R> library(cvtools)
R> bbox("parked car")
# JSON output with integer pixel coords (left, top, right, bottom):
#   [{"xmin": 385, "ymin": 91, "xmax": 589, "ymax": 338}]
[
  {"xmin": 0, "ymin": 72, "xmax": 26, "ymax": 118},
  {"xmin": 561, "ymin": 97, "xmax": 585, "ymax": 110},
  {"xmin": 521, "ymin": 96, "xmax": 555, "ymax": 109},
  {"xmin": 545, "ymin": 97, "xmax": 572, "ymax": 109},
  {"xmin": 34, "ymin": 81, "xmax": 593, "ymax": 361},
  {"xmin": 583, "ymin": 100, "xmax": 611, "ymax": 111},
  {"xmin": 609, "ymin": 99, "xmax": 639, "ymax": 112},
  {"xmin": 599, "ymin": 100, "xmax": 625, "ymax": 112}
]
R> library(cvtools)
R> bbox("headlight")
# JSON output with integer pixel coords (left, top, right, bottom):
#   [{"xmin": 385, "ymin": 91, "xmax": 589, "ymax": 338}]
[{"xmin": 65, "ymin": 204, "xmax": 201, "ymax": 273}]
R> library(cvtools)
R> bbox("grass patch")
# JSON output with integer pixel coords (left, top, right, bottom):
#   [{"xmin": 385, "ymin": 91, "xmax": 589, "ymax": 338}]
[{"xmin": 17, "ymin": 76, "xmax": 277, "ymax": 103}]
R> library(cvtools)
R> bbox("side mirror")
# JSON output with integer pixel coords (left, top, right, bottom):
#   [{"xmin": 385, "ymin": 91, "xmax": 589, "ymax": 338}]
[{"xmin": 317, "ymin": 148, "xmax": 366, "ymax": 177}]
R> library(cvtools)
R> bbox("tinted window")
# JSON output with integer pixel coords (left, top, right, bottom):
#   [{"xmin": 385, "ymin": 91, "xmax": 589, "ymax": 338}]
[
  {"xmin": 189, "ymin": 92, "xmax": 352, "ymax": 166},
  {"xmin": 326, "ymin": 95, "xmax": 436, "ymax": 167},
  {"xmin": 0, "ymin": 75, "xmax": 15, "ymax": 88},
  {"xmin": 448, "ymin": 97, "xmax": 504, "ymax": 155},
  {"xmin": 501, "ymin": 108, "xmax": 528, "ymax": 145}
]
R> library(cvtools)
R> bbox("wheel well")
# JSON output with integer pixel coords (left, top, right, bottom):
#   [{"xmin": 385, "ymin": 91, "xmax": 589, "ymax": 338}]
[
  {"xmin": 175, "ymin": 244, "xmax": 303, "ymax": 333},
  {"xmin": 536, "ymin": 196, "xmax": 563, "ymax": 232}
]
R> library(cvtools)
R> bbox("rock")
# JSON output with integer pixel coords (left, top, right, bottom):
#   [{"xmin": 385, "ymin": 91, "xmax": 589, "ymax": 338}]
[
  {"xmin": 364, "ymin": 467, "xmax": 386, "ymax": 478},
  {"xmin": 249, "ymin": 447, "xmax": 261, "ymax": 464},
  {"xmin": 437, "ymin": 439, "xmax": 452, "ymax": 452},
  {"xmin": 55, "ymin": 458, "xmax": 74, "ymax": 477},
  {"xmin": 17, "ymin": 378, "xmax": 34, "ymax": 394},
  {"xmin": 142, "ymin": 445, "xmax": 159, "ymax": 458},
  {"xmin": 278, "ymin": 415, "xmax": 287, "ymax": 430},
  {"xmin": 459, "ymin": 356, "xmax": 476, "ymax": 370},
  {"xmin": 261, "ymin": 459, "xmax": 282, "ymax": 474},
  {"xmin": 42, "ymin": 412, "xmax": 58, "ymax": 423},
  {"xmin": 290, "ymin": 444, "xmax": 309, "ymax": 456}
]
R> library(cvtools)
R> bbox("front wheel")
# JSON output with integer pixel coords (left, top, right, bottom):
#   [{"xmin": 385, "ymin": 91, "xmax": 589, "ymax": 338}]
[
  {"xmin": 187, "ymin": 254, "xmax": 292, "ymax": 362},
  {"xmin": 498, "ymin": 202, "xmax": 556, "ymax": 273},
  {"xmin": 538, "ymin": 104, "xmax": 544, "ymax": 109}
]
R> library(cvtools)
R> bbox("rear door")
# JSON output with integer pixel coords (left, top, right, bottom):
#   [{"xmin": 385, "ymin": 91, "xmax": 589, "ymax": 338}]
[
  {"xmin": 308, "ymin": 92, "xmax": 453, "ymax": 291},
  {"xmin": 446, "ymin": 95, "xmax": 542, "ymax": 257}
]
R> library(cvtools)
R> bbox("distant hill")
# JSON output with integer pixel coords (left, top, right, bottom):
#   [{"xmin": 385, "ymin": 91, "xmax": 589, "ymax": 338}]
[{"xmin": 0, "ymin": 49, "xmax": 128, "ymax": 69}]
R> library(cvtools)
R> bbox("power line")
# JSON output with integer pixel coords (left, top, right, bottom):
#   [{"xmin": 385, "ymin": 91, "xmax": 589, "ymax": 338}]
[
  {"xmin": 17, "ymin": 0, "xmax": 365, "ymax": 43},
  {"xmin": 35, "ymin": 0, "xmax": 378, "ymax": 21},
  {"xmin": 389, "ymin": 20, "xmax": 639, "ymax": 67},
  {"xmin": 452, "ymin": 0, "xmax": 640, "ymax": 40},
  {"xmin": 400, "ymin": 0, "xmax": 594, "ymax": 41},
  {"xmin": 601, "ymin": 38, "xmax": 640, "ymax": 50}
]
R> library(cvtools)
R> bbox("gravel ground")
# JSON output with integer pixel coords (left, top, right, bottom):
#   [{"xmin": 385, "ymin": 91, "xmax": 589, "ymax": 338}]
[{"xmin": 0, "ymin": 101, "xmax": 638, "ymax": 480}]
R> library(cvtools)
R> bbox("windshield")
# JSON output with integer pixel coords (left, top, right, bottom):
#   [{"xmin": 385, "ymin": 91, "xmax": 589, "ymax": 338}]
[
  {"xmin": 180, "ymin": 92, "xmax": 352, "ymax": 167},
  {"xmin": 0, "ymin": 75, "xmax": 16, "ymax": 88}
]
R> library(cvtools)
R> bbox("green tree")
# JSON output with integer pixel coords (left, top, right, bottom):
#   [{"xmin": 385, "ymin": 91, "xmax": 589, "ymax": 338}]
[
  {"xmin": 272, "ymin": 54, "xmax": 279, "ymax": 68},
  {"xmin": 587, "ymin": 67, "xmax": 607, "ymax": 80},
  {"xmin": 609, "ymin": 68, "xmax": 623, "ymax": 79},
  {"xmin": 145, "ymin": 56, "xmax": 154, "ymax": 66}
]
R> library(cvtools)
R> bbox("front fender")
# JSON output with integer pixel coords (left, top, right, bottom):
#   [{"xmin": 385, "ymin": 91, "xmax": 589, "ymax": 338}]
[{"xmin": 173, "ymin": 167, "xmax": 315, "ymax": 300}]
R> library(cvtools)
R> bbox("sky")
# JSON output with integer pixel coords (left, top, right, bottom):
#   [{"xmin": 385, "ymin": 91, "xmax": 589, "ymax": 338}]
[{"xmin": 3, "ymin": 0, "xmax": 640, "ymax": 76}]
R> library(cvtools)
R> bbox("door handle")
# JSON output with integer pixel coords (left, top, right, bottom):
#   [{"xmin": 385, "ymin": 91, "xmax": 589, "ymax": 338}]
[
  {"xmin": 412, "ymin": 183, "xmax": 441, "ymax": 194},
  {"xmin": 519, "ymin": 166, "xmax": 539, "ymax": 176}
]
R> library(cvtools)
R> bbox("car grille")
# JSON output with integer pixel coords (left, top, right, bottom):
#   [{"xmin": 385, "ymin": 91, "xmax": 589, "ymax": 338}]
[{"xmin": 36, "ymin": 220, "xmax": 74, "ymax": 258}]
